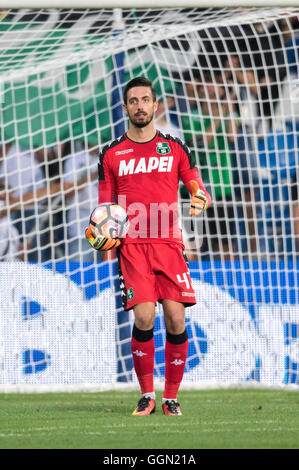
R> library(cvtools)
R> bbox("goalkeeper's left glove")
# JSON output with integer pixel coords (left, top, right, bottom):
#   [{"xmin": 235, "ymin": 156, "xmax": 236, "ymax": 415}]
[
  {"xmin": 85, "ymin": 227, "xmax": 121, "ymax": 251},
  {"xmin": 189, "ymin": 180, "xmax": 208, "ymax": 216}
]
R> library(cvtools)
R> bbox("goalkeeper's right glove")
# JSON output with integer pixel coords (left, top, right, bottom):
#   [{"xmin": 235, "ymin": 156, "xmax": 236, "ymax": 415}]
[{"xmin": 85, "ymin": 227, "xmax": 121, "ymax": 251}]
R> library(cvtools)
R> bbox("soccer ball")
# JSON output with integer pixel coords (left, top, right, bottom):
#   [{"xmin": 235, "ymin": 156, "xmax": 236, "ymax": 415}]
[{"xmin": 89, "ymin": 203, "xmax": 130, "ymax": 239}]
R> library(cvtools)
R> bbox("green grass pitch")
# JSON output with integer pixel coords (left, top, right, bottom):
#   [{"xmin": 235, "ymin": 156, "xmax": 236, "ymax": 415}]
[{"xmin": 0, "ymin": 389, "xmax": 298, "ymax": 449}]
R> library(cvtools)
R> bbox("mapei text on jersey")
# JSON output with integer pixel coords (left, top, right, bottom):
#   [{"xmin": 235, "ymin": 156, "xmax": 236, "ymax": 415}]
[{"xmin": 118, "ymin": 156, "xmax": 174, "ymax": 176}]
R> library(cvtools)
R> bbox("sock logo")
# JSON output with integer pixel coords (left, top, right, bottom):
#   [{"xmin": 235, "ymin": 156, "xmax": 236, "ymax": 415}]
[
  {"xmin": 133, "ymin": 350, "xmax": 147, "ymax": 357},
  {"xmin": 170, "ymin": 359, "xmax": 184, "ymax": 366}
]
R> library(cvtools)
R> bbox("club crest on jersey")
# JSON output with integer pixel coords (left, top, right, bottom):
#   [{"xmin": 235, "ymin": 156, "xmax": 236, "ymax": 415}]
[{"xmin": 156, "ymin": 142, "xmax": 170, "ymax": 155}]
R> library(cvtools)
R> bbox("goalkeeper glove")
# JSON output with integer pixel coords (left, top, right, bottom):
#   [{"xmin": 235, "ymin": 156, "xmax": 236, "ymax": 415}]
[
  {"xmin": 85, "ymin": 227, "xmax": 121, "ymax": 251},
  {"xmin": 189, "ymin": 180, "xmax": 208, "ymax": 216}
]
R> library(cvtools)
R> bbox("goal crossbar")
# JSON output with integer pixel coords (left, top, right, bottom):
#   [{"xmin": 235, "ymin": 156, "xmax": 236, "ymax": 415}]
[{"xmin": 0, "ymin": 1, "xmax": 298, "ymax": 8}]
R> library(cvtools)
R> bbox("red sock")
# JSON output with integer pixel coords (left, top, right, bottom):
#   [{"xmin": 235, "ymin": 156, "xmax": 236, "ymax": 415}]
[
  {"xmin": 163, "ymin": 330, "xmax": 188, "ymax": 400},
  {"xmin": 131, "ymin": 325, "xmax": 155, "ymax": 395}
]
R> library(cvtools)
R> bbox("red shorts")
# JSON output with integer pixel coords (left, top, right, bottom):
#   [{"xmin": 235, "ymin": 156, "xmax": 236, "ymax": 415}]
[{"xmin": 117, "ymin": 242, "xmax": 196, "ymax": 311}]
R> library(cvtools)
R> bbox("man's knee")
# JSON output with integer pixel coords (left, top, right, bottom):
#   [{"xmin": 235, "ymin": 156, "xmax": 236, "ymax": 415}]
[
  {"xmin": 162, "ymin": 300, "xmax": 186, "ymax": 335},
  {"xmin": 133, "ymin": 302, "xmax": 156, "ymax": 330}
]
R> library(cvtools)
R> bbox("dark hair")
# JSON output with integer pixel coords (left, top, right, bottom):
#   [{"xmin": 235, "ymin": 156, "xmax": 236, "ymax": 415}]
[{"xmin": 123, "ymin": 76, "xmax": 157, "ymax": 104}]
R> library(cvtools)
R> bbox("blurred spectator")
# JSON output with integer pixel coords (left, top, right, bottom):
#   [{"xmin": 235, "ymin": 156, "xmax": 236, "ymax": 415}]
[
  {"xmin": 181, "ymin": 71, "xmax": 238, "ymax": 258},
  {"xmin": 35, "ymin": 146, "xmax": 61, "ymax": 183},
  {"xmin": 63, "ymin": 141, "xmax": 100, "ymax": 262},
  {"xmin": 291, "ymin": 171, "xmax": 299, "ymax": 252},
  {"xmin": 176, "ymin": 68, "xmax": 202, "ymax": 116},
  {"xmin": 177, "ymin": 68, "xmax": 202, "ymax": 206},
  {"xmin": 174, "ymin": 71, "xmax": 206, "ymax": 259},
  {"xmin": 0, "ymin": 155, "xmax": 93, "ymax": 262},
  {"xmin": 250, "ymin": 21, "xmax": 287, "ymax": 123},
  {"xmin": 34, "ymin": 145, "xmax": 65, "ymax": 261},
  {"xmin": 222, "ymin": 55, "xmax": 260, "ymax": 254},
  {"xmin": 273, "ymin": 16, "xmax": 299, "ymax": 77},
  {"xmin": 0, "ymin": 142, "xmax": 45, "ymax": 261},
  {"xmin": 0, "ymin": 194, "xmax": 23, "ymax": 261},
  {"xmin": 271, "ymin": 16, "xmax": 299, "ymax": 132},
  {"xmin": 155, "ymin": 96, "xmax": 184, "ymax": 139},
  {"xmin": 197, "ymin": 20, "xmax": 287, "ymax": 130},
  {"xmin": 223, "ymin": 54, "xmax": 260, "ymax": 134},
  {"xmin": 154, "ymin": 94, "xmax": 200, "ymax": 259}
]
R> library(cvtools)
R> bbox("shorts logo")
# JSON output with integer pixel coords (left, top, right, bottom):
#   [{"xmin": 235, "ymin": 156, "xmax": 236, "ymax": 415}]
[
  {"xmin": 127, "ymin": 287, "xmax": 134, "ymax": 300},
  {"xmin": 156, "ymin": 142, "xmax": 170, "ymax": 155}
]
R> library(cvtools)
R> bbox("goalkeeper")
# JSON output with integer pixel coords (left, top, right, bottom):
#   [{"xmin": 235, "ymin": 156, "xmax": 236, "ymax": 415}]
[{"xmin": 86, "ymin": 77, "xmax": 211, "ymax": 416}]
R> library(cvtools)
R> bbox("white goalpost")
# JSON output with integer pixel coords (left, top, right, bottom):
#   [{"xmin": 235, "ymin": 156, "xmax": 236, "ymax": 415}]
[{"xmin": 0, "ymin": 3, "xmax": 299, "ymax": 392}]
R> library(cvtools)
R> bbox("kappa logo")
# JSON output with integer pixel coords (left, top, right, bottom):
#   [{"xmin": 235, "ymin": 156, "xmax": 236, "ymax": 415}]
[
  {"xmin": 115, "ymin": 148, "xmax": 134, "ymax": 156},
  {"xmin": 170, "ymin": 359, "xmax": 185, "ymax": 365},
  {"xmin": 133, "ymin": 350, "xmax": 147, "ymax": 357},
  {"xmin": 119, "ymin": 156, "xmax": 173, "ymax": 176}
]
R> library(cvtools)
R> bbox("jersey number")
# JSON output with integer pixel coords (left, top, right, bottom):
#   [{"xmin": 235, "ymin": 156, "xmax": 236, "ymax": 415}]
[{"xmin": 176, "ymin": 272, "xmax": 190, "ymax": 290}]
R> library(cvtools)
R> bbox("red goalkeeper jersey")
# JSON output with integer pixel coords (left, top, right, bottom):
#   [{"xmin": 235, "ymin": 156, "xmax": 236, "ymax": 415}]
[{"xmin": 98, "ymin": 130, "xmax": 211, "ymax": 245}]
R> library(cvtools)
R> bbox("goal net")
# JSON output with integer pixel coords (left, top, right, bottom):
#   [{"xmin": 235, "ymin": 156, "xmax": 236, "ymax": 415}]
[{"xmin": 1, "ymin": 5, "xmax": 299, "ymax": 391}]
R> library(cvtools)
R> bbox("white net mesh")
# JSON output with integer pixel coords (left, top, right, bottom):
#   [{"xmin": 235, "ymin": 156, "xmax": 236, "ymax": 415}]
[{"xmin": 1, "ymin": 6, "xmax": 299, "ymax": 389}]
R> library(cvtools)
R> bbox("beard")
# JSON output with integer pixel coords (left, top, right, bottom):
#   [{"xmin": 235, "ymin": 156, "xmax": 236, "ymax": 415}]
[{"xmin": 128, "ymin": 109, "xmax": 155, "ymax": 128}]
